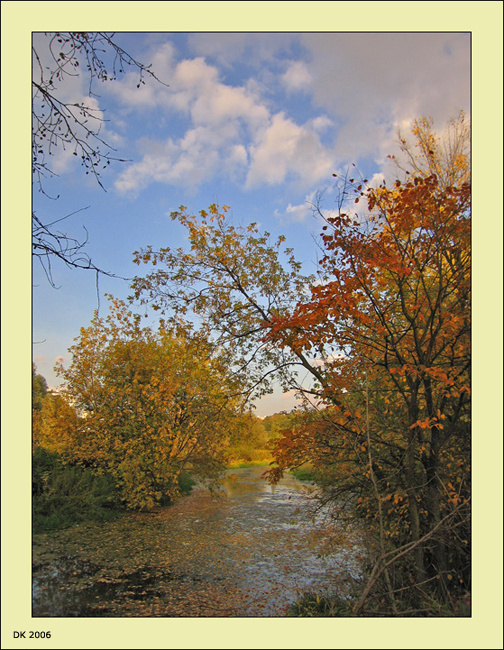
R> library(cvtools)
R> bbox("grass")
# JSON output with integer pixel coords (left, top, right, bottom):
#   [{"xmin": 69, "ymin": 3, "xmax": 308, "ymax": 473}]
[
  {"xmin": 32, "ymin": 449, "xmax": 198, "ymax": 534},
  {"xmin": 227, "ymin": 459, "xmax": 272, "ymax": 469},
  {"xmin": 289, "ymin": 464, "xmax": 317, "ymax": 482},
  {"xmin": 33, "ymin": 449, "xmax": 124, "ymax": 534}
]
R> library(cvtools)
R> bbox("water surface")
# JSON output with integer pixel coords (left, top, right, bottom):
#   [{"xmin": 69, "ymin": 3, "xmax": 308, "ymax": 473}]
[{"xmin": 33, "ymin": 467, "xmax": 364, "ymax": 617}]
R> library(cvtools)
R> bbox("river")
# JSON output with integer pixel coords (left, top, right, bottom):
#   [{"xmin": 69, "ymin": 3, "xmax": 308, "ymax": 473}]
[{"xmin": 32, "ymin": 467, "xmax": 365, "ymax": 617}]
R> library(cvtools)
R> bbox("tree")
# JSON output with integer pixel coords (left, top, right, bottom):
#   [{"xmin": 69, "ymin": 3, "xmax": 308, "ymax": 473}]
[
  {"xmin": 129, "ymin": 203, "xmax": 320, "ymax": 402},
  {"xmin": 55, "ymin": 297, "xmax": 244, "ymax": 509},
  {"xmin": 226, "ymin": 411, "xmax": 271, "ymax": 464},
  {"xmin": 130, "ymin": 114, "xmax": 471, "ymax": 611},
  {"xmin": 32, "ymin": 391, "xmax": 80, "ymax": 455},
  {"xmin": 32, "ymin": 32, "xmax": 166, "ymax": 285},
  {"xmin": 32, "ymin": 363, "xmax": 48, "ymax": 411},
  {"xmin": 264, "ymin": 114, "xmax": 471, "ymax": 612}
]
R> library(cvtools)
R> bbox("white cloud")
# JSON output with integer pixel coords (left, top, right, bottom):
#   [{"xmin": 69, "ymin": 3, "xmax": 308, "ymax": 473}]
[
  {"xmin": 283, "ymin": 203, "xmax": 312, "ymax": 222},
  {"xmin": 274, "ymin": 190, "xmax": 320, "ymax": 223},
  {"xmin": 246, "ymin": 113, "xmax": 335, "ymax": 188},
  {"xmin": 107, "ymin": 42, "xmax": 178, "ymax": 109},
  {"xmin": 281, "ymin": 61, "xmax": 312, "ymax": 93},
  {"xmin": 112, "ymin": 50, "xmax": 269, "ymax": 130},
  {"xmin": 112, "ymin": 33, "xmax": 469, "ymax": 195},
  {"xmin": 298, "ymin": 33, "xmax": 470, "ymax": 163},
  {"xmin": 227, "ymin": 144, "xmax": 248, "ymax": 169},
  {"xmin": 113, "ymin": 52, "xmax": 336, "ymax": 195},
  {"xmin": 190, "ymin": 80, "xmax": 269, "ymax": 129},
  {"xmin": 112, "ymin": 49, "xmax": 276, "ymax": 194},
  {"xmin": 312, "ymin": 116, "xmax": 333, "ymax": 132},
  {"xmin": 115, "ymin": 128, "xmax": 220, "ymax": 194}
]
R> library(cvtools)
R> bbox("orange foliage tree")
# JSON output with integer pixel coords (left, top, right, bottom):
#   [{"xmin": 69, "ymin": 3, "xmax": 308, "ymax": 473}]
[{"xmin": 265, "ymin": 114, "xmax": 471, "ymax": 611}]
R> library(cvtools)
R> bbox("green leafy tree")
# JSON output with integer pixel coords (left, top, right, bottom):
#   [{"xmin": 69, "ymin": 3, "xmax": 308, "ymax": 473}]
[{"xmin": 227, "ymin": 412, "xmax": 271, "ymax": 464}]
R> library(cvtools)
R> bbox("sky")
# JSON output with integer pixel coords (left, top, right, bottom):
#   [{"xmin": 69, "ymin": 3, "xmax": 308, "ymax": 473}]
[{"xmin": 32, "ymin": 31, "xmax": 471, "ymax": 416}]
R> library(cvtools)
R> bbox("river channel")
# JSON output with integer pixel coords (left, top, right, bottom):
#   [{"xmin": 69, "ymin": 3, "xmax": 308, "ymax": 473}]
[{"xmin": 33, "ymin": 467, "xmax": 365, "ymax": 617}]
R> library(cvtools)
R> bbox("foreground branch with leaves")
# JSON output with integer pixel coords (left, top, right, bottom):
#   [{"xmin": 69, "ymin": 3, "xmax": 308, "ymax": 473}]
[{"xmin": 129, "ymin": 204, "xmax": 319, "ymax": 401}]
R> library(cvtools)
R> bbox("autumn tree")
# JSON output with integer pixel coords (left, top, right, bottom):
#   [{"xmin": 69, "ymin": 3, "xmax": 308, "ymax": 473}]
[
  {"xmin": 130, "ymin": 114, "xmax": 471, "ymax": 612},
  {"xmin": 32, "ymin": 391, "xmax": 80, "ymax": 455},
  {"xmin": 265, "ymin": 113, "xmax": 471, "ymax": 612},
  {"xmin": 226, "ymin": 411, "xmax": 271, "ymax": 464},
  {"xmin": 32, "ymin": 32, "xmax": 166, "ymax": 285},
  {"xmin": 129, "ymin": 204, "xmax": 321, "ymax": 401},
  {"xmin": 32, "ymin": 364, "xmax": 48, "ymax": 411},
  {"xmin": 55, "ymin": 297, "xmax": 244, "ymax": 509}
]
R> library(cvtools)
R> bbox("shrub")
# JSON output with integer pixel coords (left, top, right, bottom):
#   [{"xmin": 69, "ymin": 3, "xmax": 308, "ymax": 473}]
[
  {"xmin": 287, "ymin": 592, "xmax": 353, "ymax": 617},
  {"xmin": 33, "ymin": 448, "xmax": 122, "ymax": 533}
]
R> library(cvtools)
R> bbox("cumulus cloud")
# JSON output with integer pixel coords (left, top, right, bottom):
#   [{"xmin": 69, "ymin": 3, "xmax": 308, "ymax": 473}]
[
  {"xmin": 274, "ymin": 190, "xmax": 320, "ymax": 223},
  {"xmin": 279, "ymin": 203, "xmax": 312, "ymax": 223},
  {"xmin": 111, "ymin": 33, "xmax": 469, "ymax": 197},
  {"xmin": 246, "ymin": 113, "xmax": 335, "ymax": 188},
  {"xmin": 312, "ymin": 115, "xmax": 334, "ymax": 132},
  {"xmin": 114, "ymin": 50, "xmax": 336, "ymax": 195},
  {"xmin": 115, "ymin": 128, "xmax": 221, "ymax": 194},
  {"xmin": 113, "ymin": 49, "xmax": 277, "ymax": 194}
]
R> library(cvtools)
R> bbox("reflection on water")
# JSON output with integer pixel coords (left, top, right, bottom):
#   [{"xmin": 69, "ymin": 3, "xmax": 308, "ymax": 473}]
[
  {"xmin": 33, "ymin": 467, "xmax": 365, "ymax": 617},
  {"xmin": 218, "ymin": 467, "xmax": 294, "ymax": 497}
]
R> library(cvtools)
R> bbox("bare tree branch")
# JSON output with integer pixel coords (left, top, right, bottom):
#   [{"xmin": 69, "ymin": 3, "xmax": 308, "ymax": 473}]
[{"xmin": 32, "ymin": 32, "xmax": 167, "ymax": 285}]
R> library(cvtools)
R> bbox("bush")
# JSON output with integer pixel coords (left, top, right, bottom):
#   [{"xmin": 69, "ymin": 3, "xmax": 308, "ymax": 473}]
[
  {"xmin": 177, "ymin": 471, "xmax": 196, "ymax": 495},
  {"xmin": 33, "ymin": 448, "xmax": 122, "ymax": 533}
]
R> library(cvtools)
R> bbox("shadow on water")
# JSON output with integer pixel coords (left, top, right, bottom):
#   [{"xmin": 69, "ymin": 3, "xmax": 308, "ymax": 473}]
[{"xmin": 33, "ymin": 467, "xmax": 365, "ymax": 617}]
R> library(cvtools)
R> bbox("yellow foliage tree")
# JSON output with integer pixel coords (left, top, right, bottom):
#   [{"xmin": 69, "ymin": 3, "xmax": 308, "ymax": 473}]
[
  {"xmin": 56, "ymin": 297, "xmax": 244, "ymax": 509},
  {"xmin": 33, "ymin": 393, "xmax": 80, "ymax": 454}
]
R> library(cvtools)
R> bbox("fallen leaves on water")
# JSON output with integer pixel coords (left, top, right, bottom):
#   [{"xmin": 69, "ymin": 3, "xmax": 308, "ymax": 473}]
[{"xmin": 33, "ymin": 473, "xmax": 365, "ymax": 617}]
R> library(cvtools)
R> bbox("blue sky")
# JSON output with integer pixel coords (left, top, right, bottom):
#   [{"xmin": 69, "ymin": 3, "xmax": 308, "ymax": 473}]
[{"xmin": 32, "ymin": 31, "xmax": 471, "ymax": 415}]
